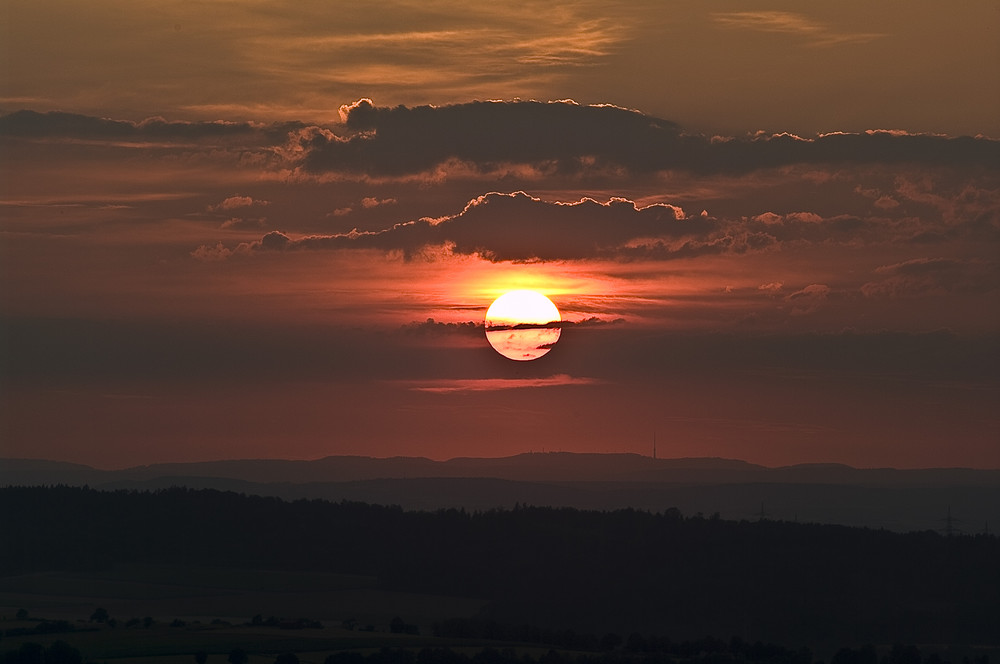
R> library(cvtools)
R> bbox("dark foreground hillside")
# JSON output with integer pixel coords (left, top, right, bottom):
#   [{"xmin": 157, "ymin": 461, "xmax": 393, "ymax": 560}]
[{"xmin": 2, "ymin": 486, "xmax": 998, "ymax": 650}]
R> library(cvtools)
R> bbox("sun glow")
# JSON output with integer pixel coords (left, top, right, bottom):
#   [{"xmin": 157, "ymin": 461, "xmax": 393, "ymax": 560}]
[{"xmin": 485, "ymin": 290, "xmax": 562, "ymax": 361}]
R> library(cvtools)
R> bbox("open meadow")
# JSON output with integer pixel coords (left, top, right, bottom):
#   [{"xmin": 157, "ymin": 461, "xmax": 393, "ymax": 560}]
[{"xmin": 1, "ymin": 562, "xmax": 488, "ymax": 662}]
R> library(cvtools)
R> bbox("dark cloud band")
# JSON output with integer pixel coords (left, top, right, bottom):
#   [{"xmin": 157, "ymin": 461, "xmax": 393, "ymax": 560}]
[
  {"xmin": 212, "ymin": 191, "xmax": 707, "ymax": 262},
  {"xmin": 293, "ymin": 100, "xmax": 1000, "ymax": 176}
]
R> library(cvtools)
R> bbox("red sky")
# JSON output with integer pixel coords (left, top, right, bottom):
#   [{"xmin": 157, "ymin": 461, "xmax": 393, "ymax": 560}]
[{"xmin": 1, "ymin": 1, "xmax": 999, "ymax": 469}]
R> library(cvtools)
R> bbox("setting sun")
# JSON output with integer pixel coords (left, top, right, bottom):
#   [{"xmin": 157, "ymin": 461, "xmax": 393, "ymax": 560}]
[{"xmin": 484, "ymin": 290, "xmax": 561, "ymax": 361}]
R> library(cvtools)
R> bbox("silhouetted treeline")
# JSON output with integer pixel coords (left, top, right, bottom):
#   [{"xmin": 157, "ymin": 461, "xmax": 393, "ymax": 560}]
[
  {"xmin": 324, "ymin": 645, "xmax": 984, "ymax": 664},
  {"xmin": 2, "ymin": 486, "xmax": 998, "ymax": 647},
  {"xmin": 432, "ymin": 619, "xmax": 813, "ymax": 662},
  {"xmin": 2, "ymin": 641, "xmax": 82, "ymax": 664},
  {"xmin": 1, "ymin": 642, "xmax": 989, "ymax": 664},
  {"xmin": 2, "ymin": 620, "xmax": 78, "ymax": 638}
]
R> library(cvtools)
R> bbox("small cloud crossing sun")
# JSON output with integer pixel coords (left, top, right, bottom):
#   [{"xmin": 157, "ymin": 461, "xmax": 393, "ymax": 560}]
[{"xmin": 484, "ymin": 290, "xmax": 561, "ymax": 361}]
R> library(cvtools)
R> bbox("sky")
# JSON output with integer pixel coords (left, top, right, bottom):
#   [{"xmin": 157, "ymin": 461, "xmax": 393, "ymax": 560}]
[{"xmin": 1, "ymin": 1, "xmax": 998, "ymax": 469}]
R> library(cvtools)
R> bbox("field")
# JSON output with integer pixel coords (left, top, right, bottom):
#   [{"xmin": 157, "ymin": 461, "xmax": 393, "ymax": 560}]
[
  {"xmin": 4, "ymin": 487, "xmax": 999, "ymax": 664},
  {"xmin": 0, "ymin": 562, "xmax": 489, "ymax": 662}
]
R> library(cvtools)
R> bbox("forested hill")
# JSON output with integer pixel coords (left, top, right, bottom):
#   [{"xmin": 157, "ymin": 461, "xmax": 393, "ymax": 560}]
[
  {"xmin": 2, "ymin": 486, "xmax": 998, "ymax": 649},
  {"xmin": 4, "ymin": 454, "xmax": 999, "ymax": 531}
]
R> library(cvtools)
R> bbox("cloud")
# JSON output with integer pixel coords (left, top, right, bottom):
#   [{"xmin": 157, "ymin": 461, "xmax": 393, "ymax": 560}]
[
  {"xmin": 401, "ymin": 319, "xmax": 483, "ymax": 336},
  {"xmin": 190, "ymin": 243, "xmax": 239, "ymax": 261},
  {"xmin": 403, "ymin": 375, "xmax": 603, "ymax": 393},
  {"xmin": 711, "ymin": 11, "xmax": 886, "ymax": 46},
  {"xmin": 300, "ymin": 99, "xmax": 681, "ymax": 176},
  {"xmin": 0, "ymin": 109, "xmax": 301, "ymax": 144},
  {"xmin": 195, "ymin": 175, "xmax": 995, "ymax": 263},
  {"xmin": 752, "ymin": 211, "xmax": 822, "ymax": 225},
  {"xmin": 288, "ymin": 101, "xmax": 1000, "ymax": 178},
  {"xmin": 400, "ymin": 317, "xmax": 625, "ymax": 337},
  {"xmin": 6, "ymin": 314, "xmax": 993, "ymax": 387},
  {"xmin": 220, "ymin": 217, "xmax": 267, "ymax": 230},
  {"xmin": 742, "ymin": 211, "xmax": 878, "ymax": 246},
  {"xmin": 361, "ymin": 196, "xmax": 397, "ymax": 208},
  {"xmin": 320, "ymin": 197, "xmax": 396, "ymax": 218},
  {"xmin": 785, "ymin": 284, "xmax": 831, "ymax": 315},
  {"xmin": 6, "ymin": 106, "xmax": 998, "ymax": 185},
  {"xmin": 196, "ymin": 192, "xmax": 716, "ymax": 262},
  {"xmin": 861, "ymin": 258, "xmax": 1000, "ymax": 297},
  {"xmin": 209, "ymin": 195, "xmax": 270, "ymax": 211}
]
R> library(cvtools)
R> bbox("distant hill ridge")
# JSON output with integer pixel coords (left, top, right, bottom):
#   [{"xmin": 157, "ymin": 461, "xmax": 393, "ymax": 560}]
[
  {"xmin": 2, "ymin": 452, "xmax": 995, "ymax": 485},
  {"xmin": 3, "ymin": 453, "xmax": 998, "ymax": 532}
]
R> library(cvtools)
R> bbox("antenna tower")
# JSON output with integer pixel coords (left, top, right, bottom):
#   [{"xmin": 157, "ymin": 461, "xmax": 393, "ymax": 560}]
[{"xmin": 941, "ymin": 506, "xmax": 963, "ymax": 537}]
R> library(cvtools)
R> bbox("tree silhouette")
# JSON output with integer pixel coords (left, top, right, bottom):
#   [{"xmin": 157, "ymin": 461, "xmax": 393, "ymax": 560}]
[
  {"xmin": 600, "ymin": 633, "xmax": 623, "ymax": 651},
  {"xmin": 195, "ymin": 652, "xmax": 208, "ymax": 664},
  {"xmin": 90, "ymin": 607, "xmax": 109, "ymax": 623},
  {"xmin": 43, "ymin": 642, "xmax": 82, "ymax": 664},
  {"xmin": 12, "ymin": 643, "xmax": 44, "ymax": 664},
  {"xmin": 2, "ymin": 485, "xmax": 998, "ymax": 648},
  {"xmin": 228, "ymin": 649, "xmax": 248, "ymax": 664},
  {"xmin": 889, "ymin": 644, "xmax": 921, "ymax": 664}
]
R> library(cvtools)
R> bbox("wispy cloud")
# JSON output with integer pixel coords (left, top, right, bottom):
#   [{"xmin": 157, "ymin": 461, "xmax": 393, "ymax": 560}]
[
  {"xmin": 862, "ymin": 257, "xmax": 1000, "ymax": 298},
  {"xmin": 402, "ymin": 375, "xmax": 603, "ymax": 393},
  {"xmin": 712, "ymin": 11, "xmax": 886, "ymax": 46},
  {"xmin": 228, "ymin": 4, "xmax": 629, "ymax": 109}
]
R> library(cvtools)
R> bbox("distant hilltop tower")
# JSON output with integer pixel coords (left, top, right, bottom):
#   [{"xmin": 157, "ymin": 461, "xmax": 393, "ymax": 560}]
[{"xmin": 943, "ymin": 506, "xmax": 962, "ymax": 537}]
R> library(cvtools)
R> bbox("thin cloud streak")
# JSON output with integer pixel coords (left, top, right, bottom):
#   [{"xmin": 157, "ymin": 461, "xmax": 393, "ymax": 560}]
[
  {"xmin": 711, "ymin": 11, "xmax": 886, "ymax": 46},
  {"xmin": 400, "ymin": 375, "xmax": 604, "ymax": 393}
]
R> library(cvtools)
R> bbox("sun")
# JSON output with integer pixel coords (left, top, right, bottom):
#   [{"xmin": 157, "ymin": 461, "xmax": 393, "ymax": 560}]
[{"xmin": 484, "ymin": 290, "xmax": 561, "ymax": 361}]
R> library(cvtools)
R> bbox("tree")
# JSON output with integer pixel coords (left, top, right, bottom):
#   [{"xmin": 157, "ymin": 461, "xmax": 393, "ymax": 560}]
[
  {"xmin": 274, "ymin": 654, "xmax": 299, "ymax": 664},
  {"xmin": 90, "ymin": 607, "xmax": 109, "ymax": 623},
  {"xmin": 45, "ymin": 641, "xmax": 82, "ymax": 664},
  {"xmin": 13, "ymin": 643, "xmax": 44, "ymax": 664},
  {"xmin": 600, "ymin": 633, "xmax": 623, "ymax": 651},
  {"xmin": 15, "ymin": 608, "xmax": 29, "ymax": 620},
  {"xmin": 195, "ymin": 652, "xmax": 208, "ymax": 664},
  {"xmin": 889, "ymin": 644, "xmax": 921, "ymax": 664},
  {"xmin": 625, "ymin": 633, "xmax": 647, "ymax": 652},
  {"xmin": 228, "ymin": 649, "xmax": 249, "ymax": 664}
]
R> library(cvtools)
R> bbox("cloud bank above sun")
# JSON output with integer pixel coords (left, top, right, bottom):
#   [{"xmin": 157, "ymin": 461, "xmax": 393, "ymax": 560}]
[{"xmin": 4, "ymin": 99, "xmax": 998, "ymax": 336}]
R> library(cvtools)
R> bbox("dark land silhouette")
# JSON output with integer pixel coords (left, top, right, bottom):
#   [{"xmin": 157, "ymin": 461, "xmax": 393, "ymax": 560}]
[
  {"xmin": 3, "ymin": 454, "xmax": 998, "ymax": 532},
  {"xmin": 2, "ymin": 484, "xmax": 998, "ymax": 659}
]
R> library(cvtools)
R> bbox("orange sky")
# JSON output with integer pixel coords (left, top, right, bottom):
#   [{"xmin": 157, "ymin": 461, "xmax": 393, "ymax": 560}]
[
  {"xmin": 1, "ymin": 2, "xmax": 999, "ymax": 469},
  {"xmin": 3, "ymin": 1, "xmax": 998, "ymax": 137}
]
